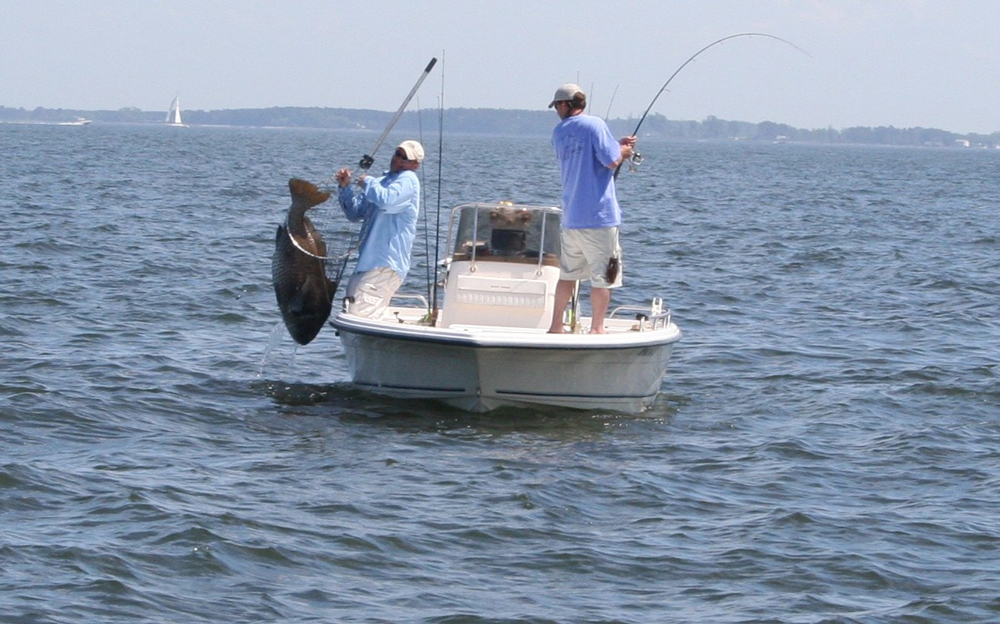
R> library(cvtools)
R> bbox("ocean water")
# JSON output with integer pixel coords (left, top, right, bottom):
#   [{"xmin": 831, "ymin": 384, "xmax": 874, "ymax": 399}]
[{"xmin": 2, "ymin": 122, "xmax": 998, "ymax": 623}]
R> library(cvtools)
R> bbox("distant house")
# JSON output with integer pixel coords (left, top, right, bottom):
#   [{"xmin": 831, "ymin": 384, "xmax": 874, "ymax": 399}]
[{"xmin": 954, "ymin": 139, "xmax": 971, "ymax": 147}]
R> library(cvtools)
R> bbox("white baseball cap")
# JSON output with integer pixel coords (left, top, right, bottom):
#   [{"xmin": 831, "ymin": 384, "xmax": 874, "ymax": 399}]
[{"xmin": 397, "ymin": 140, "xmax": 425, "ymax": 163}]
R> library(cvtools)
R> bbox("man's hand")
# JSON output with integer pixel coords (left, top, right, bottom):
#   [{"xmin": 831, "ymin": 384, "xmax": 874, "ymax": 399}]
[{"xmin": 335, "ymin": 168, "xmax": 352, "ymax": 188}]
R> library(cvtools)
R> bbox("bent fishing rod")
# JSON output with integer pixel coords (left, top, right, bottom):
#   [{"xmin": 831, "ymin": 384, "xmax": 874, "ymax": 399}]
[{"xmin": 614, "ymin": 32, "xmax": 809, "ymax": 179}]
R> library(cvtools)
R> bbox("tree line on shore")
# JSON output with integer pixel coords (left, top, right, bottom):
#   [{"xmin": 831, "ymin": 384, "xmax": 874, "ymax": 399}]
[{"xmin": 2, "ymin": 105, "xmax": 996, "ymax": 148}]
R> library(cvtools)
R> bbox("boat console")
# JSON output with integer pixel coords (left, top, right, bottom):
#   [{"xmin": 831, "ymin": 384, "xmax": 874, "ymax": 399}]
[{"xmin": 438, "ymin": 203, "xmax": 562, "ymax": 330}]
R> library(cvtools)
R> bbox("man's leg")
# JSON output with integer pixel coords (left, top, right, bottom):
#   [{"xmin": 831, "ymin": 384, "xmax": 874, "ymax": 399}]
[
  {"xmin": 589, "ymin": 286, "xmax": 611, "ymax": 334},
  {"xmin": 345, "ymin": 268, "xmax": 401, "ymax": 319},
  {"xmin": 548, "ymin": 279, "xmax": 576, "ymax": 333}
]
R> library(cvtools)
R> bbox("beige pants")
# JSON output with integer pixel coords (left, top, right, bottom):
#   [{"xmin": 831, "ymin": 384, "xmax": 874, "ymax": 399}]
[
  {"xmin": 559, "ymin": 227, "xmax": 623, "ymax": 288},
  {"xmin": 345, "ymin": 267, "xmax": 402, "ymax": 318}
]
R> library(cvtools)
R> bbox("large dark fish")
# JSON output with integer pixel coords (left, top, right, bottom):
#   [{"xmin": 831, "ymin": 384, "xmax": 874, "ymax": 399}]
[{"xmin": 272, "ymin": 178, "xmax": 336, "ymax": 345}]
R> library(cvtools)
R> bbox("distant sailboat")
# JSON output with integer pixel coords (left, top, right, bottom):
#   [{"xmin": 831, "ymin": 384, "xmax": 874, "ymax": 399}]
[{"xmin": 165, "ymin": 96, "xmax": 188, "ymax": 127}]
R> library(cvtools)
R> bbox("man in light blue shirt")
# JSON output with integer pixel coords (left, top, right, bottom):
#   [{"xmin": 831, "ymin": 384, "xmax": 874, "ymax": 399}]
[
  {"xmin": 547, "ymin": 84, "xmax": 636, "ymax": 334},
  {"xmin": 335, "ymin": 140, "xmax": 423, "ymax": 318}
]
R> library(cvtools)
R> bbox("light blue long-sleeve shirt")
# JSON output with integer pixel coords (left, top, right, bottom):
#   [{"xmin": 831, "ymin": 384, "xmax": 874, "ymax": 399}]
[{"xmin": 338, "ymin": 169, "xmax": 420, "ymax": 278}]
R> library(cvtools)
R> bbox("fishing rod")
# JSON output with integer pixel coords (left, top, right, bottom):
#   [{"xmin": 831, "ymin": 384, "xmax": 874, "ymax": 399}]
[
  {"xmin": 613, "ymin": 32, "xmax": 809, "ymax": 179},
  {"xmin": 603, "ymin": 84, "xmax": 619, "ymax": 122},
  {"xmin": 430, "ymin": 54, "xmax": 446, "ymax": 322},
  {"xmin": 359, "ymin": 57, "xmax": 438, "ymax": 171}
]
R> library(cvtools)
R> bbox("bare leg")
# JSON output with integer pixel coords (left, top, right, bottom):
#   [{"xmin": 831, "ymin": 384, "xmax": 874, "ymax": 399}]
[
  {"xmin": 548, "ymin": 279, "xmax": 577, "ymax": 333},
  {"xmin": 589, "ymin": 287, "xmax": 611, "ymax": 334}
]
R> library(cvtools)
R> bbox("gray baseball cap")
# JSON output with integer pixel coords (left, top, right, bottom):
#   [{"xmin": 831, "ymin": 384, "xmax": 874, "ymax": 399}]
[{"xmin": 548, "ymin": 83, "xmax": 583, "ymax": 108}]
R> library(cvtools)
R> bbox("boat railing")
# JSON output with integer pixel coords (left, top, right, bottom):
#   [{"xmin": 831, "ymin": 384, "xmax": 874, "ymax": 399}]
[
  {"xmin": 344, "ymin": 293, "xmax": 430, "ymax": 322},
  {"xmin": 449, "ymin": 251, "xmax": 560, "ymax": 267},
  {"xmin": 609, "ymin": 298, "xmax": 672, "ymax": 331},
  {"xmin": 389, "ymin": 293, "xmax": 430, "ymax": 309}
]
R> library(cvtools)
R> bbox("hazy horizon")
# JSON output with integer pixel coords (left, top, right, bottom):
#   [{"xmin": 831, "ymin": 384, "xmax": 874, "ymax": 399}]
[
  {"xmin": 4, "ymin": 101, "xmax": 997, "ymax": 137},
  {"xmin": 4, "ymin": 0, "xmax": 999, "ymax": 135}
]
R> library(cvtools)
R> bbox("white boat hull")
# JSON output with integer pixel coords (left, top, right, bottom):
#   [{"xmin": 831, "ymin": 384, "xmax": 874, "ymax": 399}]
[
  {"xmin": 324, "ymin": 202, "xmax": 682, "ymax": 413},
  {"xmin": 332, "ymin": 310, "xmax": 680, "ymax": 412}
]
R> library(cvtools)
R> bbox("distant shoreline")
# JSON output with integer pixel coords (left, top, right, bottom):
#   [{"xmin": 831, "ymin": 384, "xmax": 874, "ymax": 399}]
[{"xmin": 2, "ymin": 105, "xmax": 997, "ymax": 148}]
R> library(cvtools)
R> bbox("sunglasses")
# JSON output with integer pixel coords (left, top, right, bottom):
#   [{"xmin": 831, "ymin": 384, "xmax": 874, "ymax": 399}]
[{"xmin": 394, "ymin": 150, "xmax": 410, "ymax": 161}]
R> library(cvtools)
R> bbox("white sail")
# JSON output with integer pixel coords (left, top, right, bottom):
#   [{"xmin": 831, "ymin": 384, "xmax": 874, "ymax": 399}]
[{"xmin": 165, "ymin": 97, "xmax": 184, "ymax": 126}]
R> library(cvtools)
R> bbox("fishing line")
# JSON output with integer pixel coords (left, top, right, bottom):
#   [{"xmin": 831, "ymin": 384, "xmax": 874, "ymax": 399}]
[
  {"xmin": 613, "ymin": 32, "xmax": 810, "ymax": 179},
  {"xmin": 415, "ymin": 95, "xmax": 434, "ymax": 312},
  {"xmin": 284, "ymin": 230, "xmax": 350, "ymax": 262}
]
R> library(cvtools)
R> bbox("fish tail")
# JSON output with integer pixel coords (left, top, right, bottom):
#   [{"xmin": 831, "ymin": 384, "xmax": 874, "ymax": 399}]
[{"xmin": 288, "ymin": 178, "xmax": 330, "ymax": 208}]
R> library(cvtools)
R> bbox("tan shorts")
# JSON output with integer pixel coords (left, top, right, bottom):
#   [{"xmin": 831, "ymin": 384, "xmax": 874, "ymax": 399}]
[
  {"xmin": 345, "ymin": 267, "xmax": 402, "ymax": 318},
  {"xmin": 559, "ymin": 227, "xmax": 623, "ymax": 288}
]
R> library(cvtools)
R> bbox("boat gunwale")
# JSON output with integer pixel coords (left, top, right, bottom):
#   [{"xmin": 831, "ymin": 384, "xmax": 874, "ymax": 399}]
[{"xmin": 330, "ymin": 309, "xmax": 682, "ymax": 351}]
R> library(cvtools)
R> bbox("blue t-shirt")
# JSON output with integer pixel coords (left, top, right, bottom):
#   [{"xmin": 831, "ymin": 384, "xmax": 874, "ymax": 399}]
[
  {"xmin": 551, "ymin": 114, "xmax": 622, "ymax": 229},
  {"xmin": 338, "ymin": 170, "xmax": 419, "ymax": 278}
]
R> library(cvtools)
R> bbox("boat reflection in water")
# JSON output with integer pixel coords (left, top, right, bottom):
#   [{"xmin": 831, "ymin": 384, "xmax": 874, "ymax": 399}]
[{"xmin": 330, "ymin": 202, "xmax": 681, "ymax": 412}]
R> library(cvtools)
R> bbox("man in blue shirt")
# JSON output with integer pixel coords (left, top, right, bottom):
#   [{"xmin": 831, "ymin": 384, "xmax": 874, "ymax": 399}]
[
  {"xmin": 546, "ymin": 84, "xmax": 636, "ymax": 334},
  {"xmin": 335, "ymin": 140, "xmax": 423, "ymax": 318}
]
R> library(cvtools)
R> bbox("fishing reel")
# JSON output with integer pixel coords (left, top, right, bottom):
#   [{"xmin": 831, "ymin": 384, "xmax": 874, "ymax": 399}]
[{"xmin": 626, "ymin": 151, "xmax": 644, "ymax": 173}]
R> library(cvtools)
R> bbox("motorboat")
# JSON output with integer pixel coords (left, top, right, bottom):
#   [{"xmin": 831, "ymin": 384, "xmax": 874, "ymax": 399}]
[{"xmin": 329, "ymin": 202, "xmax": 681, "ymax": 412}]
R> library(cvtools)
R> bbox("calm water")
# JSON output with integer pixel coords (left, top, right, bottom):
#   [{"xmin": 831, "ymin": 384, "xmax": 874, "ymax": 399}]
[{"xmin": 2, "ymin": 123, "xmax": 998, "ymax": 623}]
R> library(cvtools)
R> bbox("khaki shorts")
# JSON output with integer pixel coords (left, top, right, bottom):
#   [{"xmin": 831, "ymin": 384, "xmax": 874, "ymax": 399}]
[
  {"xmin": 559, "ymin": 227, "xmax": 623, "ymax": 288},
  {"xmin": 345, "ymin": 267, "xmax": 402, "ymax": 318}
]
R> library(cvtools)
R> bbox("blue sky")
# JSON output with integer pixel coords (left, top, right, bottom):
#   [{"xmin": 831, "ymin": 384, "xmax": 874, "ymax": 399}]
[{"xmin": 2, "ymin": 0, "xmax": 998, "ymax": 133}]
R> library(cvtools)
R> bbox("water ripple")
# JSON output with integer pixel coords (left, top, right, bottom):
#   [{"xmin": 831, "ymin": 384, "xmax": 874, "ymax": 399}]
[{"xmin": 3, "ymin": 128, "xmax": 1000, "ymax": 622}]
